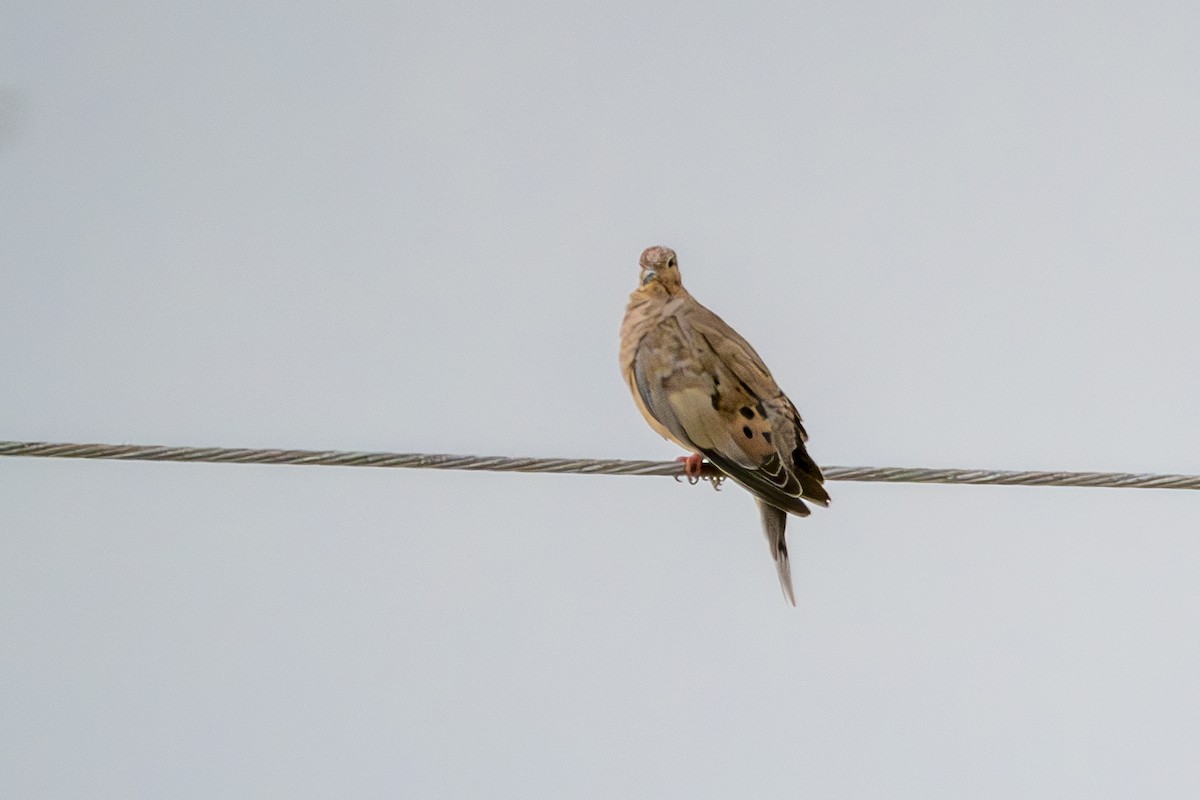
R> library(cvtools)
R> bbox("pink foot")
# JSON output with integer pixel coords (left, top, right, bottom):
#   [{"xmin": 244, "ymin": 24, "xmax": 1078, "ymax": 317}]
[{"xmin": 676, "ymin": 453, "xmax": 705, "ymax": 484}]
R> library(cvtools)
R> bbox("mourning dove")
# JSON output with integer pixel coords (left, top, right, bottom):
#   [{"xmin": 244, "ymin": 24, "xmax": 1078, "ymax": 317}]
[{"xmin": 619, "ymin": 245, "xmax": 829, "ymax": 605}]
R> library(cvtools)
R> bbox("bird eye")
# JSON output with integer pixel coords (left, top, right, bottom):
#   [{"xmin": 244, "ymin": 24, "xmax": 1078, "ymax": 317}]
[{"xmin": 667, "ymin": 256, "xmax": 677, "ymax": 268}]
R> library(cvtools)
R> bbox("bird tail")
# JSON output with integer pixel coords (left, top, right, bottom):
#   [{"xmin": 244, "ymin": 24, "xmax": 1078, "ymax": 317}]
[{"xmin": 756, "ymin": 499, "xmax": 795, "ymax": 606}]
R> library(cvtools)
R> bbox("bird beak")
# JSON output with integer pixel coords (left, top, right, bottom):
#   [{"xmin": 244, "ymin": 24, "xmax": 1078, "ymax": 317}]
[{"xmin": 641, "ymin": 269, "xmax": 657, "ymax": 286}]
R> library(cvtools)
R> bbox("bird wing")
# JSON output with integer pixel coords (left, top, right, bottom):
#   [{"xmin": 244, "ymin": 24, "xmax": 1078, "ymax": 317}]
[{"xmin": 631, "ymin": 294, "xmax": 828, "ymax": 516}]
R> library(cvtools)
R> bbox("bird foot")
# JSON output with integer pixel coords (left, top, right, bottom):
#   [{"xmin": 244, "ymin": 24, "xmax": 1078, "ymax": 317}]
[
  {"xmin": 675, "ymin": 454, "xmax": 705, "ymax": 484},
  {"xmin": 674, "ymin": 454, "xmax": 724, "ymax": 490}
]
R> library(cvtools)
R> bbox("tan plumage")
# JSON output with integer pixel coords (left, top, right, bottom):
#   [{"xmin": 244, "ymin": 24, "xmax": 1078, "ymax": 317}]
[{"xmin": 619, "ymin": 245, "xmax": 828, "ymax": 605}]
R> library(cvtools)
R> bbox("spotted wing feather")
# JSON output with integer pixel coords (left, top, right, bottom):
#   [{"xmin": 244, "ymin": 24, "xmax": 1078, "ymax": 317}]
[{"xmin": 679, "ymin": 302, "xmax": 829, "ymax": 512}]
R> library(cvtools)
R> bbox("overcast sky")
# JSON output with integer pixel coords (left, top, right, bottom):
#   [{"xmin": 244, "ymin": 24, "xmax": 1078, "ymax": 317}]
[{"xmin": 3, "ymin": 2, "xmax": 1200, "ymax": 797}]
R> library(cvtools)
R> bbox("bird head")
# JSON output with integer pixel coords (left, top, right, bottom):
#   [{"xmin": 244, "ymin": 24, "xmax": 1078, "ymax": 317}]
[{"xmin": 638, "ymin": 245, "xmax": 682, "ymax": 290}]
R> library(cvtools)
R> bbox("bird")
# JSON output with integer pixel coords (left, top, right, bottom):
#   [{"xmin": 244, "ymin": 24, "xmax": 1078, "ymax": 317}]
[{"xmin": 619, "ymin": 245, "xmax": 829, "ymax": 605}]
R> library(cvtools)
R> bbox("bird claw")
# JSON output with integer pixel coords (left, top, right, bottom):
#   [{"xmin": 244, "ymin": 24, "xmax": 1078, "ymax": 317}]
[{"xmin": 676, "ymin": 453, "xmax": 718, "ymax": 487}]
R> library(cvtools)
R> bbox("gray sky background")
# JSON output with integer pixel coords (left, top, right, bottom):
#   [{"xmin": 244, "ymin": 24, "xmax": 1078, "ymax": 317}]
[{"xmin": 3, "ymin": 2, "xmax": 1200, "ymax": 797}]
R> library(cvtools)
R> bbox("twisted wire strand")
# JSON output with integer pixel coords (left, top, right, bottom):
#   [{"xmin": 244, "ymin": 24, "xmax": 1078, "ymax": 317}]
[{"xmin": 2, "ymin": 440, "xmax": 1199, "ymax": 491}]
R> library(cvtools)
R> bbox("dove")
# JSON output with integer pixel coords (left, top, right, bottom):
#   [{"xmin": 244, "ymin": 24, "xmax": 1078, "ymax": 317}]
[{"xmin": 619, "ymin": 245, "xmax": 829, "ymax": 605}]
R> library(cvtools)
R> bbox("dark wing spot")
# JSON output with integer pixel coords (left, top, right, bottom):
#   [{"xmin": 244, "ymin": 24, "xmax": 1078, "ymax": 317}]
[
  {"xmin": 762, "ymin": 431, "xmax": 772, "ymax": 444},
  {"xmin": 710, "ymin": 393, "xmax": 720, "ymax": 410},
  {"xmin": 739, "ymin": 406, "xmax": 755, "ymax": 419},
  {"xmin": 743, "ymin": 426, "xmax": 753, "ymax": 439},
  {"xmin": 756, "ymin": 401, "xmax": 767, "ymax": 418}
]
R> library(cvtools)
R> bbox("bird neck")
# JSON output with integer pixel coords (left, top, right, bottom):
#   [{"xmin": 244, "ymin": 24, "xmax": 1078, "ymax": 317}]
[{"xmin": 637, "ymin": 280, "xmax": 682, "ymax": 300}]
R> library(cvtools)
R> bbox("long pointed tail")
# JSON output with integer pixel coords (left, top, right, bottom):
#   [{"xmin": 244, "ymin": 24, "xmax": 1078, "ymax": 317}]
[{"xmin": 756, "ymin": 499, "xmax": 795, "ymax": 606}]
